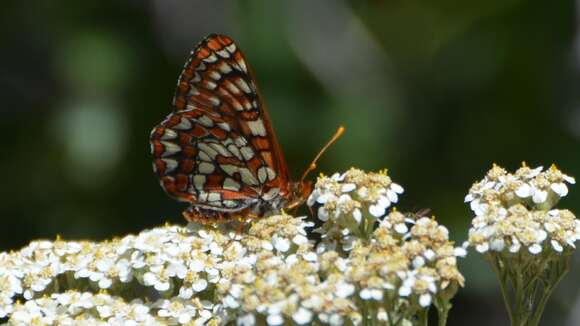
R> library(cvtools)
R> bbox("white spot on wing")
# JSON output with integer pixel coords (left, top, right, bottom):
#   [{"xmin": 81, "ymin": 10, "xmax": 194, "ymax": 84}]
[
  {"xmin": 240, "ymin": 146, "xmax": 255, "ymax": 160},
  {"xmin": 227, "ymin": 144, "xmax": 242, "ymax": 160},
  {"xmin": 231, "ymin": 98, "xmax": 244, "ymax": 111},
  {"xmin": 198, "ymin": 162, "xmax": 215, "ymax": 174},
  {"xmin": 173, "ymin": 117, "xmax": 192, "ymax": 130},
  {"xmin": 234, "ymin": 137, "xmax": 247, "ymax": 147},
  {"xmin": 198, "ymin": 150, "xmax": 211, "ymax": 162},
  {"xmin": 209, "ymin": 142, "xmax": 231, "ymax": 157},
  {"xmin": 204, "ymin": 80, "xmax": 217, "ymax": 90},
  {"xmin": 235, "ymin": 78, "xmax": 252, "ymax": 94},
  {"xmin": 208, "ymin": 96, "xmax": 220, "ymax": 106},
  {"xmin": 197, "ymin": 115, "xmax": 214, "ymax": 127},
  {"xmin": 193, "ymin": 175, "xmax": 206, "ymax": 190},
  {"xmin": 221, "ymin": 164, "xmax": 238, "ymax": 176},
  {"xmin": 208, "ymin": 193, "xmax": 221, "ymax": 202},
  {"xmin": 218, "ymin": 61, "xmax": 232, "ymax": 73},
  {"xmin": 225, "ymin": 81, "xmax": 241, "ymax": 95},
  {"xmin": 161, "ymin": 128, "xmax": 178, "ymax": 140},
  {"xmin": 243, "ymin": 99, "xmax": 253, "ymax": 110},
  {"xmin": 223, "ymin": 178, "xmax": 241, "ymax": 191},
  {"xmin": 236, "ymin": 58, "xmax": 247, "ymax": 73},
  {"xmin": 223, "ymin": 200, "xmax": 238, "ymax": 208},
  {"xmin": 198, "ymin": 143, "xmax": 219, "ymax": 158},
  {"xmin": 239, "ymin": 167, "xmax": 259, "ymax": 186},
  {"xmin": 226, "ymin": 43, "xmax": 237, "ymax": 53},
  {"xmin": 266, "ymin": 167, "xmax": 276, "ymax": 180},
  {"xmin": 160, "ymin": 141, "xmax": 181, "ymax": 156},
  {"xmin": 161, "ymin": 158, "xmax": 178, "ymax": 174},
  {"xmin": 203, "ymin": 53, "xmax": 218, "ymax": 63},
  {"xmin": 258, "ymin": 166, "xmax": 268, "ymax": 183},
  {"xmin": 247, "ymin": 118, "xmax": 266, "ymax": 136},
  {"xmin": 217, "ymin": 122, "xmax": 231, "ymax": 131},
  {"xmin": 187, "ymin": 86, "xmax": 200, "ymax": 96},
  {"xmin": 217, "ymin": 49, "xmax": 230, "ymax": 58},
  {"xmin": 196, "ymin": 62, "xmax": 206, "ymax": 71},
  {"xmin": 209, "ymin": 71, "xmax": 221, "ymax": 80}
]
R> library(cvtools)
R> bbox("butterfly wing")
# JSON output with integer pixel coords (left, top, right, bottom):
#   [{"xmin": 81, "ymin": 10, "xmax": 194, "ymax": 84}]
[
  {"xmin": 173, "ymin": 34, "xmax": 290, "ymax": 192},
  {"xmin": 150, "ymin": 109, "xmax": 263, "ymax": 220},
  {"xmin": 151, "ymin": 34, "xmax": 291, "ymax": 221}
]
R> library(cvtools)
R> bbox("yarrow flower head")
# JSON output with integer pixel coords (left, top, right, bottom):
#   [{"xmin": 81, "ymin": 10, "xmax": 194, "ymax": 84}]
[
  {"xmin": 465, "ymin": 163, "xmax": 580, "ymax": 255},
  {"xmin": 345, "ymin": 215, "xmax": 465, "ymax": 322},
  {"xmin": 465, "ymin": 163, "xmax": 575, "ymax": 216},
  {"xmin": 305, "ymin": 168, "xmax": 465, "ymax": 324},
  {"xmin": 465, "ymin": 163, "xmax": 578, "ymax": 326},
  {"xmin": 308, "ymin": 168, "xmax": 404, "ymax": 249}
]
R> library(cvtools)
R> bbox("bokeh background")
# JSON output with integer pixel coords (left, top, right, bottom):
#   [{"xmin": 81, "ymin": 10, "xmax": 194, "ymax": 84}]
[{"xmin": 2, "ymin": 0, "xmax": 580, "ymax": 324}]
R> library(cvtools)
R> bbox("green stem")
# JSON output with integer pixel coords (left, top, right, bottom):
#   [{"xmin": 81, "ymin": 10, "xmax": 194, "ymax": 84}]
[
  {"xmin": 437, "ymin": 303, "xmax": 450, "ymax": 326},
  {"xmin": 417, "ymin": 309, "xmax": 429, "ymax": 326},
  {"xmin": 489, "ymin": 255, "xmax": 514, "ymax": 324},
  {"xmin": 529, "ymin": 258, "xmax": 571, "ymax": 326}
]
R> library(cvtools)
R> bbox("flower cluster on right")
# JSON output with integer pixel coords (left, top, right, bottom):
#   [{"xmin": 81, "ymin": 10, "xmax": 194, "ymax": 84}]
[
  {"xmin": 464, "ymin": 163, "xmax": 578, "ymax": 326},
  {"xmin": 465, "ymin": 163, "xmax": 579, "ymax": 255}
]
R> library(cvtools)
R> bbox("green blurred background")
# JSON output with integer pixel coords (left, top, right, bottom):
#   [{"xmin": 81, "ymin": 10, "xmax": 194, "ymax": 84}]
[{"xmin": 2, "ymin": 0, "xmax": 580, "ymax": 324}]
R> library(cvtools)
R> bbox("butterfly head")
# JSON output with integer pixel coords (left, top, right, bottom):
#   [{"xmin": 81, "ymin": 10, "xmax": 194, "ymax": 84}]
[{"xmin": 284, "ymin": 180, "xmax": 313, "ymax": 211}]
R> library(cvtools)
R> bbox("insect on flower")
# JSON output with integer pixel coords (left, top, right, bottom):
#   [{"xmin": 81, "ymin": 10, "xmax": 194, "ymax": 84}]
[{"xmin": 150, "ymin": 34, "xmax": 343, "ymax": 223}]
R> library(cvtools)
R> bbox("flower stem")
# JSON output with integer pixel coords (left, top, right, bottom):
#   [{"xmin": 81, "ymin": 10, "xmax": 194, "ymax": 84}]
[
  {"xmin": 489, "ymin": 255, "xmax": 514, "ymax": 324},
  {"xmin": 417, "ymin": 309, "xmax": 429, "ymax": 326}
]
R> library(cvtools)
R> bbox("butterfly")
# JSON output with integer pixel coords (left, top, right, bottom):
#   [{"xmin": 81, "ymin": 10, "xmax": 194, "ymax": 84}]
[{"xmin": 150, "ymin": 34, "xmax": 343, "ymax": 223}]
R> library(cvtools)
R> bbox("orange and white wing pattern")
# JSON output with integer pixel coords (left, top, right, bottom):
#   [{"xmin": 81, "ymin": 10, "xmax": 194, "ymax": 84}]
[{"xmin": 150, "ymin": 34, "xmax": 300, "ymax": 223}]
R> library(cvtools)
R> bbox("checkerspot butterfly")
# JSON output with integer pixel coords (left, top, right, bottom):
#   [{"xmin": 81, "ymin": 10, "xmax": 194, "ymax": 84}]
[{"xmin": 150, "ymin": 34, "xmax": 343, "ymax": 223}]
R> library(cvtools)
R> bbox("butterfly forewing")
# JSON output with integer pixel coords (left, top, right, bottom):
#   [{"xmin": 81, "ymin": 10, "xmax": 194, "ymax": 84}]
[{"xmin": 151, "ymin": 34, "xmax": 295, "ymax": 222}]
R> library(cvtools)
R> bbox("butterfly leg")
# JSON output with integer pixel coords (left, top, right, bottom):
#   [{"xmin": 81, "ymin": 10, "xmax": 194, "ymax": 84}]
[{"xmin": 183, "ymin": 206, "xmax": 230, "ymax": 224}]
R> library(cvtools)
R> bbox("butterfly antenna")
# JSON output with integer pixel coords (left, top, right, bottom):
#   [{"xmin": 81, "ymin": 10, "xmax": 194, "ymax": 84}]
[{"xmin": 300, "ymin": 126, "xmax": 345, "ymax": 184}]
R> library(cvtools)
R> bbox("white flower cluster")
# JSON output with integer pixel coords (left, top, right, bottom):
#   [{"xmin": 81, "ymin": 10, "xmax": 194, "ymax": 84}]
[
  {"xmin": 308, "ymin": 168, "xmax": 404, "ymax": 221},
  {"xmin": 466, "ymin": 164, "xmax": 580, "ymax": 255},
  {"xmin": 217, "ymin": 249, "xmax": 360, "ymax": 326},
  {"xmin": 347, "ymin": 214, "xmax": 465, "ymax": 310},
  {"xmin": 0, "ymin": 215, "xmax": 358, "ymax": 325},
  {"xmin": 0, "ymin": 225, "xmax": 227, "ymax": 324},
  {"xmin": 465, "ymin": 163, "xmax": 575, "ymax": 215},
  {"xmin": 305, "ymin": 169, "xmax": 465, "ymax": 321},
  {"xmin": 215, "ymin": 214, "xmax": 361, "ymax": 325},
  {"xmin": 1, "ymin": 169, "xmax": 465, "ymax": 325},
  {"xmin": 307, "ymin": 168, "xmax": 404, "ymax": 250},
  {"xmin": 6, "ymin": 291, "xmax": 215, "ymax": 326}
]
